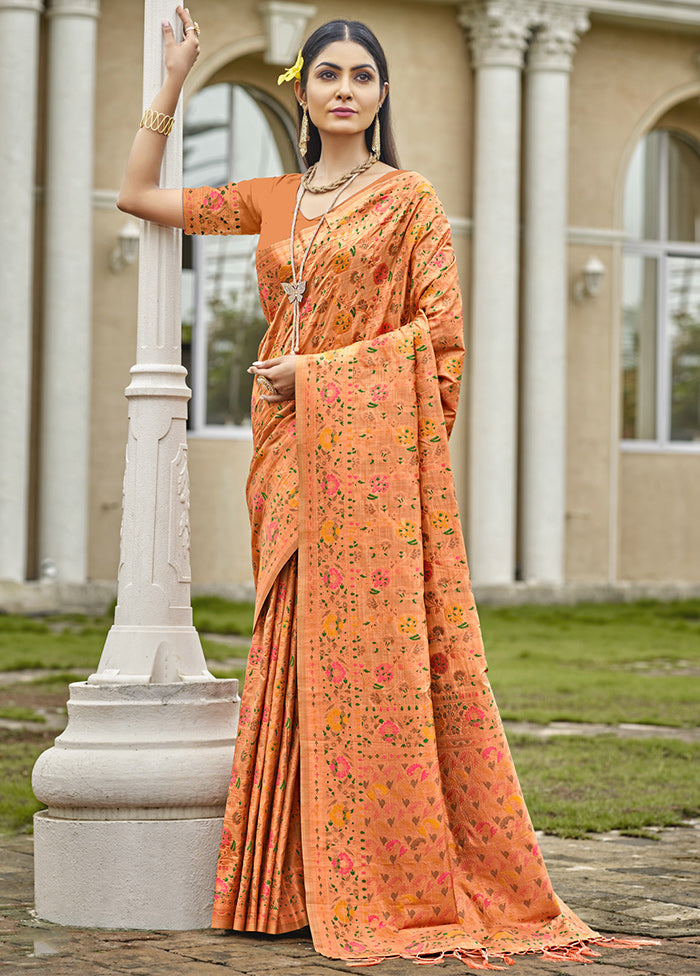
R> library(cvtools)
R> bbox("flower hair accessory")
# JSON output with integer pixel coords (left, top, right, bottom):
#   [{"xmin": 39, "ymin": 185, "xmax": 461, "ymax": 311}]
[{"xmin": 277, "ymin": 49, "xmax": 304, "ymax": 85}]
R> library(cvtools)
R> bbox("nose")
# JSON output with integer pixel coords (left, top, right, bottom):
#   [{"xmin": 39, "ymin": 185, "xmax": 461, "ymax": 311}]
[{"xmin": 336, "ymin": 75, "xmax": 352, "ymax": 100}]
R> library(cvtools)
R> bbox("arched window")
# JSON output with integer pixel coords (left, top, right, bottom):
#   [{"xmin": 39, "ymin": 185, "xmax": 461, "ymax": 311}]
[
  {"xmin": 622, "ymin": 128, "xmax": 700, "ymax": 446},
  {"xmin": 182, "ymin": 82, "xmax": 299, "ymax": 433}
]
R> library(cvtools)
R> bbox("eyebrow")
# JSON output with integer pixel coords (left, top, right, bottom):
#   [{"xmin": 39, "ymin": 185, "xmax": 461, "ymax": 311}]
[{"xmin": 315, "ymin": 61, "xmax": 376, "ymax": 71}]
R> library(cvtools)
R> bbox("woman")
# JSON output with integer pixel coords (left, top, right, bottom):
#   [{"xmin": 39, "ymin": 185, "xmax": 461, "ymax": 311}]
[{"xmin": 118, "ymin": 7, "xmax": 641, "ymax": 969}]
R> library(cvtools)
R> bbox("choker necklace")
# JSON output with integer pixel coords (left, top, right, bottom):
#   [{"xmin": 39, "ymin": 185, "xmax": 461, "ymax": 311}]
[
  {"xmin": 282, "ymin": 169, "xmax": 363, "ymax": 354},
  {"xmin": 301, "ymin": 153, "xmax": 376, "ymax": 194}
]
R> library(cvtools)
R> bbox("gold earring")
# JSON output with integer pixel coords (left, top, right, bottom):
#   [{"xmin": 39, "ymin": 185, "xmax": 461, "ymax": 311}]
[
  {"xmin": 372, "ymin": 112, "xmax": 381, "ymax": 157},
  {"xmin": 299, "ymin": 105, "xmax": 309, "ymax": 156}
]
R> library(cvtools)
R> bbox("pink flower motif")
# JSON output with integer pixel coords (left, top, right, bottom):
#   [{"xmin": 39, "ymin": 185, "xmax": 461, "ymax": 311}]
[
  {"xmin": 322, "ymin": 382, "xmax": 341, "ymax": 403},
  {"xmin": 326, "ymin": 661, "xmax": 347, "ymax": 685},
  {"xmin": 267, "ymin": 520, "xmax": 279, "ymax": 543},
  {"xmin": 379, "ymin": 718, "xmax": 400, "ymax": 741},
  {"xmin": 215, "ymin": 877, "xmax": 229, "ymax": 896},
  {"xmin": 374, "ymin": 665, "xmax": 393, "ymax": 684},
  {"xmin": 324, "ymin": 566, "xmax": 343, "ymax": 590},
  {"xmin": 334, "ymin": 852, "xmax": 354, "ymax": 875},
  {"xmin": 430, "ymin": 249, "xmax": 448, "ymax": 269},
  {"xmin": 331, "ymin": 755, "xmax": 350, "ymax": 778},
  {"xmin": 369, "ymin": 475, "xmax": 389, "ymax": 494},
  {"xmin": 369, "ymin": 383, "xmax": 389, "ymax": 402},
  {"xmin": 252, "ymin": 493, "xmax": 264, "ymax": 512},
  {"xmin": 371, "ymin": 569, "xmax": 390, "ymax": 588},
  {"xmin": 373, "ymin": 195, "xmax": 391, "ymax": 214},
  {"xmin": 324, "ymin": 473, "xmax": 340, "ymax": 495},
  {"xmin": 259, "ymin": 285, "xmax": 270, "ymax": 301},
  {"xmin": 206, "ymin": 190, "xmax": 225, "ymax": 212}
]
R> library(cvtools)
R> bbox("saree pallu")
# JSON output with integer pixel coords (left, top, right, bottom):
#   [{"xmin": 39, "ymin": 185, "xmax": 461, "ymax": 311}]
[{"xmin": 214, "ymin": 319, "xmax": 603, "ymax": 967}]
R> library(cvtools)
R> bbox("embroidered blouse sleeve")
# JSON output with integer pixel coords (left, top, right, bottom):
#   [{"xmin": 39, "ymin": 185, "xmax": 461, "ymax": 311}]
[
  {"xmin": 407, "ymin": 183, "xmax": 465, "ymax": 438},
  {"xmin": 182, "ymin": 179, "xmax": 264, "ymax": 236}
]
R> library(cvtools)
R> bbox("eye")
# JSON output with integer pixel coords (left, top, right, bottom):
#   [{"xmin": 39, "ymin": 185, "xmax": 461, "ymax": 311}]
[
  {"xmin": 318, "ymin": 70, "xmax": 337, "ymax": 80},
  {"xmin": 355, "ymin": 72, "xmax": 373, "ymax": 82}
]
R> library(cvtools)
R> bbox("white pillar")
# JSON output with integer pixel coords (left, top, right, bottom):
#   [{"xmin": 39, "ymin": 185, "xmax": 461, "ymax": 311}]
[
  {"xmin": 459, "ymin": 0, "xmax": 536, "ymax": 585},
  {"xmin": 38, "ymin": 0, "xmax": 100, "ymax": 582},
  {"xmin": 0, "ymin": 0, "xmax": 42, "ymax": 581},
  {"xmin": 33, "ymin": 0, "xmax": 240, "ymax": 930},
  {"xmin": 520, "ymin": 4, "xmax": 589, "ymax": 582}
]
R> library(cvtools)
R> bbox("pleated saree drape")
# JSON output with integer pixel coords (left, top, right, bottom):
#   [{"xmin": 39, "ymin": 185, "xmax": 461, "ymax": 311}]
[{"xmin": 185, "ymin": 172, "xmax": 647, "ymax": 968}]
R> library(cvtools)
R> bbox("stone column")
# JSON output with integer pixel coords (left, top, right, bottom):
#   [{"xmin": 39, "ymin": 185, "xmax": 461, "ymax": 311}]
[
  {"xmin": 33, "ymin": 0, "xmax": 239, "ymax": 929},
  {"xmin": 0, "ymin": 0, "xmax": 42, "ymax": 581},
  {"xmin": 520, "ymin": 4, "xmax": 589, "ymax": 582},
  {"xmin": 458, "ymin": 0, "xmax": 537, "ymax": 585},
  {"xmin": 38, "ymin": 0, "xmax": 100, "ymax": 583}
]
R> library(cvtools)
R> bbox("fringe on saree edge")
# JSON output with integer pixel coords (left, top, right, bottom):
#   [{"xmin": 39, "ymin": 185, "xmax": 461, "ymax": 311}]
[{"xmin": 344, "ymin": 937, "xmax": 662, "ymax": 970}]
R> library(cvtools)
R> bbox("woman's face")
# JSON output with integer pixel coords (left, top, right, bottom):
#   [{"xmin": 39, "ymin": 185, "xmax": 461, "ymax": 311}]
[{"xmin": 296, "ymin": 40, "xmax": 388, "ymax": 142}]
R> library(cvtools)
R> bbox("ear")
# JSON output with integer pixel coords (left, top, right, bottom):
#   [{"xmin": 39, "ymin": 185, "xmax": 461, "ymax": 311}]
[
  {"xmin": 294, "ymin": 79, "xmax": 305, "ymax": 106},
  {"xmin": 378, "ymin": 80, "xmax": 389, "ymax": 110}
]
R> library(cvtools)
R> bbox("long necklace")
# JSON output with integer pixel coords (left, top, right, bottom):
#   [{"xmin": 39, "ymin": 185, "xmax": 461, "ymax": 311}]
[{"xmin": 284, "ymin": 169, "xmax": 363, "ymax": 353}]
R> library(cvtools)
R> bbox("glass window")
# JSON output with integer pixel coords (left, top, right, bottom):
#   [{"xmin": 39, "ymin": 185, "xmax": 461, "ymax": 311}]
[
  {"xmin": 622, "ymin": 254, "xmax": 657, "ymax": 440},
  {"xmin": 622, "ymin": 128, "xmax": 700, "ymax": 447},
  {"xmin": 182, "ymin": 83, "xmax": 299, "ymax": 432},
  {"xmin": 668, "ymin": 256, "xmax": 700, "ymax": 441}
]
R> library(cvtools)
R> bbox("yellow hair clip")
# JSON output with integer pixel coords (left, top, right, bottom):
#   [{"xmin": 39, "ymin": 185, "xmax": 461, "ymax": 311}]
[{"xmin": 277, "ymin": 49, "xmax": 304, "ymax": 85}]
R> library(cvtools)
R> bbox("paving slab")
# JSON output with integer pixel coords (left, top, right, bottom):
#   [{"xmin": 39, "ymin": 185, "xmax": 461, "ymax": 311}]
[{"xmin": 1, "ymin": 824, "xmax": 699, "ymax": 975}]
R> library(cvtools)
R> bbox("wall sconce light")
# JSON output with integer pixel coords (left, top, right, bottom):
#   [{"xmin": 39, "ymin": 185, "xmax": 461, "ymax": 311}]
[
  {"xmin": 573, "ymin": 255, "xmax": 605, "ymax": 304},
  {"xmin": 109, "ymin": 220, "xmax": 141, "ymax": 273}
]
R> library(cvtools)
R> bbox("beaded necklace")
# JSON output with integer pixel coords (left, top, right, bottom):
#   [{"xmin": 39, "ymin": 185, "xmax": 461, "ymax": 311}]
[{"xmin": 284, "ymin": 169, "xmax": 363, "ymax": 353}]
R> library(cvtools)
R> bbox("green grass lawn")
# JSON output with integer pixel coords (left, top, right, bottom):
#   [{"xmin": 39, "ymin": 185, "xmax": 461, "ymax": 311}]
[{"xmin": 1, "ymin": 598, "xmax": 698, "ymax": 837}]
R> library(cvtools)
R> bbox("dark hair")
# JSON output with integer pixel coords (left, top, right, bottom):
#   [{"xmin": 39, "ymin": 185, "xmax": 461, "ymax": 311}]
[{"xmin": 296, "ymin": 20, "xmax": 400, "ymax": 169}]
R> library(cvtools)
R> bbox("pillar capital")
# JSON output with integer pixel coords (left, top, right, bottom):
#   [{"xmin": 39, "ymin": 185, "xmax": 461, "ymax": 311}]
[
  {"xmin": 459, "ymin": 0, "xmax": 539, "ymax": 70},
  {"xmin": 0, "ymin": 0, "xmax": 43, "ymax": 12},
  {"xmin": 46, "ymin": 0, "xmax": 99, "ymax": 19},
  {"xmin": 528, "ymin": 3, "xmax": 590, "ymax": 72}
]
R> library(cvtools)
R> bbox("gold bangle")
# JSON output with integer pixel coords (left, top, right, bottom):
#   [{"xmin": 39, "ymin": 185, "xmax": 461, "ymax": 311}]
[{"xmin": 140, "ymin": 109, "xmax": 175, "ymax": 136}]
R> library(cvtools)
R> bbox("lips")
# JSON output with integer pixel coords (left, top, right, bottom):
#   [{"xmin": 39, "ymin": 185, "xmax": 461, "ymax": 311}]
[{"xmin": 331, "ymin": 108, "xmax": 356, "ymax": 116}]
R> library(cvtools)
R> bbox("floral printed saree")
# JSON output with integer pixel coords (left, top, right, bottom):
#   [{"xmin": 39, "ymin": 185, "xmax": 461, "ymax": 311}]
[{"xmin": 183, "ymin": 172, "xmax": 640, "ymax": 968}]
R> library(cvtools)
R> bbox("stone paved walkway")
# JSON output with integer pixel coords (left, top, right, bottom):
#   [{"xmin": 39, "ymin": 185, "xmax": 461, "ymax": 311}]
[{"xmin": 2, "ymin": 823, "xmax": 699, "ymax": 975}]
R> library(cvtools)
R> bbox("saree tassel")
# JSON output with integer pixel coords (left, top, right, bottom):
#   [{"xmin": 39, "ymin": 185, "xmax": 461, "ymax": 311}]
[{"xmin": 453, "ymin": 949, "xmax": 506, "ymax": 971}]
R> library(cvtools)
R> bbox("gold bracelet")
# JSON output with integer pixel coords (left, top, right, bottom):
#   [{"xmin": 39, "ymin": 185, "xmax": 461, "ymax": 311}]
[{"xmin": 140, "ymin": 109, "xmax": 175, "ymax": 136}]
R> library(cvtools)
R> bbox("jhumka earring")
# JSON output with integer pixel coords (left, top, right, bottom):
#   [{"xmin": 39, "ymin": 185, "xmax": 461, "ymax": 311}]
[
  {"xmin": 371, "ymin": 112, "xmax": 381, "ymax": 157},
  {"xmin": 299, "ymin": 105, "xmax": 309, "ymax": 156}
]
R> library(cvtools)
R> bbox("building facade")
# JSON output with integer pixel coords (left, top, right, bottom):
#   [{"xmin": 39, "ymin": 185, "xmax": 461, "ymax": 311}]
[{"xmin": 2, "ymin": 0, "xmax": 700, "ymax": 602}]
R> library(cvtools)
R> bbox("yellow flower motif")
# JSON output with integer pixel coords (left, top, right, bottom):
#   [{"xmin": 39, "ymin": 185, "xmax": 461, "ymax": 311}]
[
  {"xmin": 446, "ymin": 605, "xmax": 467, "ymax": 627},
  {"xmin": 323, "ymin": 612, "xmax": 342, "ymax": 637},
  {"xmin": 397, "ymin": 519, "xmax": 415, "ymax": 539},
  {"xmin": 277, "ymin": 49, "xmax": 304, "ymax": 85},
  {"xmin": 395, "ymin": 427, "xmax": 414, "ymax": 445},
  {"xmin": 326, "ymin": 708, "xmax": 348, "ymax": 733},
  {"xmin": 398, "ymin": 615, "xmax": 418, "ymax": 634},
  {"xmin": 320, "ymin": 519, "xmax": 338, "ymax": 545},
  {"xmin": 430, "ymin": 511, "xmax": 451, "ymax": 532},
  {"xmin": 318, "ymin": 427, "xmax": 338, "ymax": 451},
  {"xmin": 329, "ymin": 802, "xmax": 349, "ymax": 827}
]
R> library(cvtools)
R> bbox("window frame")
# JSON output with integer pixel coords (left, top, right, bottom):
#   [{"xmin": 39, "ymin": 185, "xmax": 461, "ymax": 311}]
[
  {"xmin": 622, "ymin": 128, "xmax": 700, "ymax": 454},
  {"xmin": 183, "ymin": 81, "xmax": 300, "ymax": 440}
]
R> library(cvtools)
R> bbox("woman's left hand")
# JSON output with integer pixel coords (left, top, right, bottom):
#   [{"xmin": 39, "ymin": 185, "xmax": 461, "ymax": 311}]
[{"xmin": 248, "ymin": 355, "xmax": 297, "ymax": 402}]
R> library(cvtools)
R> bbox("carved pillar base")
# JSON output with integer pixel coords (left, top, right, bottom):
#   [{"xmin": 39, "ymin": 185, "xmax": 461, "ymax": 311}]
[{"xmin": 32, "ymin": 679, "xmax": 240, "ymax": 928}]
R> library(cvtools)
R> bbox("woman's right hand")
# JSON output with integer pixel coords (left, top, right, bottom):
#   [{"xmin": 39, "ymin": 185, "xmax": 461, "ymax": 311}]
[{"xmin": 163, "ymin": 5, "xmax": 200, "ymax": 84}]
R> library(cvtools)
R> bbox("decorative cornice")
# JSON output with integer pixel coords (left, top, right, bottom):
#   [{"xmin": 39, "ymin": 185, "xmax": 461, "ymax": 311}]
[
  {"xmin": 459, "ymin": 0, "xmax": 540, "ymax": 69},
  {"xmin": 46, "ymin": 0, "xmax": 99, "ymax": 18},
  {"xmin": 528, "ymin": 3, "xmax": 591, "ymax": 71},
  {"xmin": 0, "ymin": 0, "xmax": 43, "ymax": 12}
]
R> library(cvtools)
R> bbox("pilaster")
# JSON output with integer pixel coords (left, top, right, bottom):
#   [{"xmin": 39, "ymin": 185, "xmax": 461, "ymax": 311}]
[
  {"xmin": 0, "ymin": 0, "xmax": 43, "ymax": 581},
  {"xmin": 38, "ymin": 0, "xmax": 100, "ymax": 583},
  {"xmin": 520, "ymin": 2, "xmax": 590, "ymax": 582},
  {"xmin": 458, "ymin": 0, "xmax": 538, "ymax": 584}
]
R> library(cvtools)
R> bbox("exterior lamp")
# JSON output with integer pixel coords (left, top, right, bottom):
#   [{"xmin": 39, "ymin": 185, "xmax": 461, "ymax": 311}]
[
  {"xmin": 109, "ymin": 220, "xmax": 141, "ymax": 273},
  {"xmin": 573, "ymin": 255, "xmax": 605, "ymax": 304}
]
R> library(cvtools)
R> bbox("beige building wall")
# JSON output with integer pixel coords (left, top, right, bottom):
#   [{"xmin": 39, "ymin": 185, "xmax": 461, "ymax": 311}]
[{"xmin": 565, "ymin": 20, "xmax": 700, "ymax": 584}]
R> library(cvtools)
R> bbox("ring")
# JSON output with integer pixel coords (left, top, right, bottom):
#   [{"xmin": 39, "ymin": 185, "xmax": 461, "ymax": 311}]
[
  {"xmin": 256, "ymin": 376, "xmax": 277, "ymax": 396},
  {"xmin": 184, "ymin": 22, "xmax": 200, "ymax": 35}
]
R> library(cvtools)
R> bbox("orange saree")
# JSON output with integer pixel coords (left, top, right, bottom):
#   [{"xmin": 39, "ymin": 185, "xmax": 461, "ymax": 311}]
[{"xmin": 183, "ymin": 172, "xmax": 644, "ymax": 968}]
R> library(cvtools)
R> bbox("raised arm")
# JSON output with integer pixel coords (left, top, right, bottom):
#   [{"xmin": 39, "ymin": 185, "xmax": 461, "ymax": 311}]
[{"xmin": 116, "ymin": 5, "xmax": 199, "ymax": 228}]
